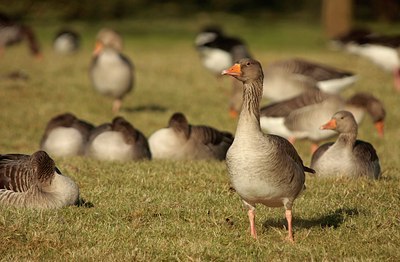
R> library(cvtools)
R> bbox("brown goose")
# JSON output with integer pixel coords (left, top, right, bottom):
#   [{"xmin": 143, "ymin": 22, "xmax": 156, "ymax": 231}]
[
  {"xmin": 85, "ymin": 116, "xmax": 151, "ymax": 161},
  {"xmin": 260, "ymin": 90, "xmax": 385, "ymax": 151},
  {"xmin": 90, "ymin": 38, "xmax": 134, "ymax": 113},
  {"xmin": 222, "ymin": 58, "xmax": 314, "ymax": 241},
  {"xmin": 0, "ymin": 151, "xmax": 80, "ymax": 208},
  {"xmin": 0, "ymin": 13, "xmax": 41, "ymax": 58},
  {"xmin": 311, "ymin": 111, "xmax": 381, "ymax": 179},
  {"xmin": 40, "ymin": 113, "xmax": 95, "ymax": 158},
  {"xmin": 148, "ymin": 112, "xmax": 233, "ymax": 160}
]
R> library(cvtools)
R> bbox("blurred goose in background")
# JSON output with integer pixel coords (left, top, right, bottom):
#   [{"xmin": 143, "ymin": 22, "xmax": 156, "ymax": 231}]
[
  {"xmin": 95, "ymin": 28, "xmax": 123, "ymax": 52},
  {"xmin": 0, "ymin": 13, "xmax": 41, "ymax": 58},
  {"xmin": 148, "ymin": 112, "xmax": 233, "ymax": 160},
  {"xmin": 90, "ymin": 29, "xmax": 134, "ymax": 113},
  {"xmin": 0, "ymin": 150, "xmax": 80, "ymax": 208},
  {"xmin": 53, "ymin": 29, "xmax": 80, "ymax": 54},
  {"xmin": 222, "ymin": 58, "xmax": 314, "ymax": 241},
  {"xmin": 329, "ymin": 27, "xmax": 377, "ymax": 53},
  {"xmin": 195, "ymin": 26, "xmax": 252, "ymax": 117},
  {"xmin": 311, "ymin": 111, "xmax": 381, "ymax": 179},
  {"xmin": 86, "ymin": 116, "xmax": 151, "ymax": 161},
  {"xmin": 263, "ymin": 58, "xmax": 357, "ymax": 102},
  {"xmin": 260, "ymin": 90, "xmax": 385, "ymax": 152},
  {"xmin": 40, "ymin": 113, "xmax": 95, "ymax": 158}
]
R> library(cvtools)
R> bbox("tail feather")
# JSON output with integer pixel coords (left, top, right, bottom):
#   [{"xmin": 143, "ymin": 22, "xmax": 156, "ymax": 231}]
[{"xmin": 303, "ymin": 166, "xmax": 316, "ymax": 174}]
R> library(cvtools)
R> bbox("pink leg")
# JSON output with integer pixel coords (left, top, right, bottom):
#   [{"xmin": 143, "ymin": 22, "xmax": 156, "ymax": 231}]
[
  {"xmin": 288, "ymin": 136, "xmax": 296, "ymax": 145},
  {"xmin": 248, "ymin": 209, "xmax": 257, "ymax": 239},
  {"xmin": 112, "ymin": 99, "xmax": 122, "ymax": 114},
  {"xmin": 392, "ymin": 69, "xmax": 400, "ymax": 92},
  {"xmin": 285, "ymin": 209, "xmax": 294, "ymax": 242},
  {"xmin": 311, "ymin": 143, "xmax": 319, "ymax": 154}
]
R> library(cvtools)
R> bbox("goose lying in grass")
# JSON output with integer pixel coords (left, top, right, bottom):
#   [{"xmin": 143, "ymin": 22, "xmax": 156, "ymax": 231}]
[
  {"xmin": 86, "ymin": 116, "xmax": 151, "ymax": 161},
  {"xmin": 53, "ymin": 29, "xmax": 80, "ymax": 54},
  {"xmin": 148, "ymin": 112, "xmax": 233, "ymax": 160},
  {"xmin": 311, "ymin": 111, "xmax": 381, "ymax": 179},
  {"xmin": 0, "ymin": 150, "xmax": 80, "ymax": 208},
  {"xmin": 222, "ymin": 58, "xmax": 315, "ymax": 241},
  {"xmin": 260, "ymin": 89, "xmax": 385, "ymax": 152},
  {"xmin": 40, "ymin": 113, "xmax": 95, "ymax": 158}
]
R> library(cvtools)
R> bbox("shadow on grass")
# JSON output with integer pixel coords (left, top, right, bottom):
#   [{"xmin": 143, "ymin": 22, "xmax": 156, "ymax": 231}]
[
  {"xmin": 262, "ymin": 208, "xmax": 359, "ymax": 230},
  {"xmin": 123, "ymin": 104, "xmax": 167, "ymax": 113},
  {"xmin": 77, "ymin": 198, "xmax": 95, "ymax": 208}
]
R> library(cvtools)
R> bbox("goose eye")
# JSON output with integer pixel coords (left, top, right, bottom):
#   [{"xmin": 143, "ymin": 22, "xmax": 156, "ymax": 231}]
[
  {"xmin": 246, "ymin": 62, "xmax": 251, "ymax": 66},
  {"xmin": 341, "ymin": 117, "xmax": 344, "ymax": 119}
]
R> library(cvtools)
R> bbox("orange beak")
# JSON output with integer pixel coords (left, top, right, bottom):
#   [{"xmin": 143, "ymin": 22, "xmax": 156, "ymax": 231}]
[
  {"xmin": 320, "ymin": 118, "xmax": 337, "ymax": 130},
  {"xmin": 374, "ymin": 120, "xmax": 384, "ymax": 137},
  {"xmin": 222, "ymin": 63, "xmax": 241, "ymax": 76},
  {"xmin": 93, "ymin": 41, "xmax": 104, "ymax": 56}
]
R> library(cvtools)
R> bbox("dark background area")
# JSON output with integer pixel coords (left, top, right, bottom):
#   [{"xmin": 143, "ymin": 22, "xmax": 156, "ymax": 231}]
[{"xmin": 0, "ymin": 0, "xmax": 399, "ymax": 22}]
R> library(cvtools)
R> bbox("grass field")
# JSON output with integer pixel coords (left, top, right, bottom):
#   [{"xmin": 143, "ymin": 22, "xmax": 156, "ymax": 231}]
[{"xmin": 0, "ymin": 15, "xmax": 399, "ymax": 260}]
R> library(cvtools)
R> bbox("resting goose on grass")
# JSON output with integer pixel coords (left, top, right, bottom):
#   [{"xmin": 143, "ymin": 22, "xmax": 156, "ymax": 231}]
[
  {"xmin": 148, "ymin": 112, "xmax": 233, "ymax": 160},
  {"xmin": 222, "ymin": 58, "xmax": 315, "ymax": 241},
  {"xmin": 53, "ymin": 29, "xmax": 80, "ymax": 54},
  {"xmin": 311, "ymin": 111, "xmax": 381, "ymax": 179},
  {"xmin": 40, "ymin": 113, "xmax": 95, "ymax": 158},
  {"xmin": 260, "ymin": 89, "xmax": 385, "ymax": 152},
  {"xmin": 90, "ymin": 34, "xmax": 134, "ymax": 113},
  {"xmin": 86, "ymin": 116, "xmax": 151, "ymax": 161},
  {"xmin": 262, "ymin": 58, "xmax": 357, "ymax": 102},
  {"xmin": 0, "ymin": 150, "xmax": 80, "ymax": 208}
]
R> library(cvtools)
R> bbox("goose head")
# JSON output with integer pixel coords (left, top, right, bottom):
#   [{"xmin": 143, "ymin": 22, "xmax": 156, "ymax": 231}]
[
  {"xmin": 321, "ymin": 110, "xmax": 358, "ymax": 134},
  {"xmin": 222, "ymin": 58, "xmax": 264, "ymax": 84},
  {"xmin": 168, "ymin": 112, "xmax": 190, "ymax": 138}
]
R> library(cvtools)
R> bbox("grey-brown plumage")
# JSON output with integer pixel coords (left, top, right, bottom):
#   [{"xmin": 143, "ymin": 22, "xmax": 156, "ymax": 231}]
[
  {"xmin": 85, "ymin": 116, "xmax": 151, "ymax": 161},
  {"xmin": 148, "ymin": 112, "xmax": 233, "ymax": 160},
  {"xmin": 90, "ymin": 30, "xmax": 133, "ymax": 113},
  {"xmin": 40, "ymin": 113, "xmax": 95, "ymax": 157},
  {"xmin": 311, "ymin": 111, "xmax": 381, "ymax": 179},
  {"xmin": 0, "ymin": 151, "xmax": 79, "ymax": 208},
  {"xmin": 222, "ymin": 58, "xmax": 314, "ymax": 241}
]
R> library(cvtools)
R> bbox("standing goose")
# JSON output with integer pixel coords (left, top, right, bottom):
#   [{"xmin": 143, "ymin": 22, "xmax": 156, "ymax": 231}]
[
  {"xmin": 148, "ymin": 112, "xmax": 233, "ymax": 160},
  {"xmin": 53, "ymin": 29, "xmax": 80, "ymax": 54},
  {"xmin": 40, "ymin": 113, "xmax": 95, "ymax": 158},
  {"xmin": 90, "ymin": 35, "xmax": 134, "ymax": 113},
  {"xmin": 86, "ymin": 116, "xmax": 151, "ymax": 161},
  {"xmin": 0, "ymin": 13, "xmax": 41, "ymax": 58},
  {"xmin": 263, "ymin": 58, "xmax": 357, "ymax": 102},
  {"xmin": 311, "ymin": 111, "xmax": 381, "ymax": 179},
  {"xmin": 0, "ymin": 150, "xmax": 80, "ymax": 208},
  {"xmin": 260, "ymin": 89, "xmax": 385, "ymax": 151},
  {"xmin": 222, "ymin": 58, "xmax": 314, "ymax": 241}
]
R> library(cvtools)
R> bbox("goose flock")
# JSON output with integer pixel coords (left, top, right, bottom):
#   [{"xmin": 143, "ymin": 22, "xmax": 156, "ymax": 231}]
[{"xmin": 0, "ymin": 16, "xmax": 392, "ymax": 242}]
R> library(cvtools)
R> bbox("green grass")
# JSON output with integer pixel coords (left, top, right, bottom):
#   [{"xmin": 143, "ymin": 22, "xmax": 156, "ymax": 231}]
[{"xmin": 0, "ymin": 16, "xmax": 399, "ymax": 260}]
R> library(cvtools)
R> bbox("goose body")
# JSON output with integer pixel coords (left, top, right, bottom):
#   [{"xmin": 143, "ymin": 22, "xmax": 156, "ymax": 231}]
[
  {"xmin": 311, "ymin": 111, "xmax": 381, "ymax": 179},
  {"xmin": 260, "ymin": 90, "xmax": 385, "ymax": 147},
  {"xmin": 222, "ymin": 58, "xmax": 314, "ymax": 241},
  {"xmin": 0, "ymin": 151, "xmax": 79, "ymax": 208},
  {"xmin": 40, "ymin": 113, "xmax": 94, "ymax": 158},
  {"xmin": 53, "ymin": 29, "xmax": 80, "ymax": 54},
  {"xmin": 148, "ymin": 112, "xmax": 233, "ymax": 160},
  {"xmin": 263, "ymin": 58, "xmax": 357, "ymax": 102},
  {"xmin": 90, "ymin": 46, "xmax": 134, "ymax": 113},
  {"xmin": 86, "ymin": 117, "xmax": 151, "ymax": 161},
  {"xmin": 195, "ymin": 26, "xmax": 252, "ymax": 76}
]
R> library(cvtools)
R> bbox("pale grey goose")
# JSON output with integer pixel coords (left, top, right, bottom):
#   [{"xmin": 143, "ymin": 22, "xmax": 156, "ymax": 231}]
[
  {"xmin": 40, "ymin": 113, "xmax": 95, "ymax": 158},
  {"xmin": 263, "ymin": 58, "xmax": 357, "ymax": 101},
  {"xmin": 260, "ymin": 89, "xmax": 385, "ymax": 152},
  {"xmin": 85, "ymin": 116, "xmax": 151, "ymax": 161},
  {"xmin": 0, "ymin": 150, "xmax": 79, "ymax": 208},
  {"xmin": 90, "ymin": 32, "xmax": 133, "ymax": 113},
  {"xmin": 53, "ymin": 29, "xmax": 80, "ymax": 54},
  {"xmin": 311, "ymin": 111, "xmax": 381, "ymax": 179},
  {"xmin": 148, "ymin": 112, "xmax": 233, "ymax": 160},
  {"xmin": 222, "ymin": 58, "xmax": 314, "ymax": 241}
]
